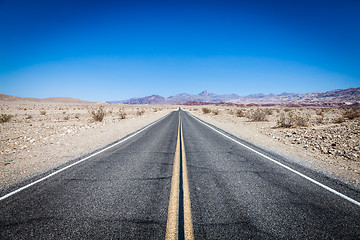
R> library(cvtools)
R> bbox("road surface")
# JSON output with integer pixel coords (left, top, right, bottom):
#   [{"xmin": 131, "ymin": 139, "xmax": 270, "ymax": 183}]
[{"xmin": 1, "ymin": 110, "xmax": 359, "ymax": 239}]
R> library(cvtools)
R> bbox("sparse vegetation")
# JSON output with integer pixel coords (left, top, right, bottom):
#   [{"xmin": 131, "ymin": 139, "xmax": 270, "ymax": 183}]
[
  {"xmin": 316, "ymin": 109, "xmax": 325, "ymax": 116},
  {"xmin": 40, "ymin": 110, "xmax": 46, "ymax": 115},
  {"xmin": 136, "ymin": 109, "xmax": 145, "ymax": 116},
  {"xmin": 212, "ymin": 109, "xmax": 219, "ymax": 115},
  {"xmin": 91, "ymin": 106, "xmax": 106, "ymax": 122},
  {"xmin": 119, "ymin": 109, "xmax": 127, "ymax": 119},
  {"xmin": 0, "ymin": 114, "xmax": 13, "ymax": 123},
  {"xmin": 316, "ymin": 115, "xmax": 324, "ymax": 124},
  {"xmin": 236, "ymin": 109, "xmax": 245, "ymax": 117},
  {"xmin": 263, "ymin": 108, "xmax": 273, "ymax": 115},
  {"xmin": 277, "ymin": 112, "xmax": 293, "ymax": 128},
  {"xmin": 343, "ymin": 108, "xmax": 360, "ymax": 120},
  {"xmin": 64, "ymin": 115, "xmax": 70, "ymax": 121},
  {"xmin": 333, "ymin": 116, "xmax": 345, "ymax": 124},
  {"xmin": 227, "ymin": 109, "xmax": 234, "ymax": 115},
  {"xmin": 248, "ymin": 109, "xmax": 268, "ymax": 121},
  {"xmin": 276, "ymin": 111, "xmax": 310, "ymax": 128},
  {"xmin": 293, "ymin": 113, "xmax": 310, "ymax": 126},
  {"xmin": 202, "ymin": 108, "xmax": 211, "ymax": 114}
]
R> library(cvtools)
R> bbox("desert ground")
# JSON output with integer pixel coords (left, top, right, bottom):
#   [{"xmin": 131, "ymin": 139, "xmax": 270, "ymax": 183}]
[
  {"xmin": 184, "ymin": 106, "xmax": 360, "ymax": 188},
  {"xmin": 0, "ymin": 103, "xmax": 177, "ymax": 189}
]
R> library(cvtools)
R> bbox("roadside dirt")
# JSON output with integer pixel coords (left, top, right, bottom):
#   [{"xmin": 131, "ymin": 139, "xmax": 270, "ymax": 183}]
[
  {"xmin": 0, "ymin": 103, "xmax": 177, "ymax": 189},
  {"xmin": 185, "ymin": 106, "xmax": 360, "ymax": 188}
]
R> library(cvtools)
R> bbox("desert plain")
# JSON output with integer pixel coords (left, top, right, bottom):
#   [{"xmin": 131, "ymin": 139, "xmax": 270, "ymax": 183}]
[{"xmin": 1, "ymin": 101, "xmax": 359, "ymax": 191}]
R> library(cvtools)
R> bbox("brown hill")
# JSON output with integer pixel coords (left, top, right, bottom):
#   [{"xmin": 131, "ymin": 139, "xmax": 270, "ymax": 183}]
[{"xmin": 0, "ymin": 93, "xmax": 92, "ymax": 104}]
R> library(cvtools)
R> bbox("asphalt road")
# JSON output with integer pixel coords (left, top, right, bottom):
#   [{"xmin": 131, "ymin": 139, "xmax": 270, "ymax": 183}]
[
  {"xmin": 181, "ymin": 111, "xmax": 360, "ymax": 239},
  {"xmin": 1, "ymin": 110, "xmax": 360, "ymax": 239}
]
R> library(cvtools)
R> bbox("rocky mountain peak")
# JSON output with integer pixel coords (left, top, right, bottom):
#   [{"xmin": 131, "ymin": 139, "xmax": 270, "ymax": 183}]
[{"xmin": 199, "ymin": 90, "xmax": 211, "ymax": 96}]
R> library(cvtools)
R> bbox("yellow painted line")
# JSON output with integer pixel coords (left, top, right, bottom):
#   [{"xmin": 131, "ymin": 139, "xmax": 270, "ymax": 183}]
[
  {"xmin": 166, "ymin": 112, "xmax": 194, "ymax": 240},
  {"xmin": 166, "ymin": 113, "xmax": 181, "ymax": 239},
  {"xmin": 180, "ymin": 119, "xmax": 195, "ymax": 240}
]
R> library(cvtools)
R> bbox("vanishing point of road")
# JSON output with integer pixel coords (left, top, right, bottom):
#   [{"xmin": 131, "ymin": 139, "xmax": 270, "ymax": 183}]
[{"xmin": 1, "ymin": 110, "xmax": 359, "ymax": 239}]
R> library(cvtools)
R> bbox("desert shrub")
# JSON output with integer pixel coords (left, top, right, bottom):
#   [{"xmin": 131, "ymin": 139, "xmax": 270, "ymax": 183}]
[
  {"xmin": 136, "ymin": 109, "xmax": 145, "ymax": 116},
  {"xmin": 277, "ymin": 112, "xmax": 293, "ymax": 128},
  {"xmin": 248, "ymin": 109, "xmax": 268, "ymax": 121},
  {"xmin": 64, "ymin": 115, "xmax": 70, "ymax": 121},
  {"xmin": 333, "ymin": 116, "xmax": 345, "ymax": 124},
  {"xmin": 0, "ymin": 114, "xmax": 13, "ymax": 123},
  {"xmin": 263, "ymin": 108, "xmax": 273, "ymax": 116},
  {"xmin": 236, "ymin": 109, "xmax": 245, "ymax": 117},
  {"xmin": 40, "ymin": 110, "xmax": 46, "ymax": 115},
  {"xmin": 202, "ymin": 108, "xmax": 211, "ymax": 114},
  {"xmin": 212, "ymin": 109, "xmax": 219, "ymax": 115},
  {"xmin": 75, "ymin": 113, "xmax": 80, "ymax": 119},
  {"xmin": 277, "ymin": 112, "xmax": 310, "ymax": 127},
  {"xmin": 227, "ymin": 109, "xmax": 234, "ymax": 115},
  {"xmin": 25, "ymin": 114, "xmax": 33, "ymax": 119},
  {"xmin": 119, "ymin": 109, "xmax": 127, "ymax": 119},
  {"xmin": 316, "ymin": 116, "xmax": 324, "ymax": 124},
  {"xmin": 343, "ymin": 108, "xmax": 360, "ymax": 120},
  {"xmin": 316, "ymin": 109, "xmax": 324, "ymax": 116},
  {"xmin": 91, "ymin": 106, "xmax": 106, "ymax": 122},
  {"xmin": 294, "ymin": 114, "xmax": 310, "ymax": 126}
]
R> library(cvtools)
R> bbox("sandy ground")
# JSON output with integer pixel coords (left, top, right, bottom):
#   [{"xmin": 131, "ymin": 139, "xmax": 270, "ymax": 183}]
[
  {"xmin": 184, "ymin": 106, "xmax": 360, "ymax": 188},
  {"xmin": 0, "ymin": 103, "xmax": 177, "ymax": 189}
]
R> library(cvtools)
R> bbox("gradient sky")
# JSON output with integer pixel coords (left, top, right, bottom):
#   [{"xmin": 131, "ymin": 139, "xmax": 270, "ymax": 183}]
[{"xmin": 1, "ymin": 0, "xmax": 359, "ymax": 102}]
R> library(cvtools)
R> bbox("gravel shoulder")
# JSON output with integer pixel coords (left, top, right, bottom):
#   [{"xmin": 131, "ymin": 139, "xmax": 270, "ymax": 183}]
[
  {"xmin": 0, "ymin": 103, "xmax": 177, "ymax": 189},
  {"xmin": 184, "ymin": 106, "xmax": 360, "ymax": 188}
]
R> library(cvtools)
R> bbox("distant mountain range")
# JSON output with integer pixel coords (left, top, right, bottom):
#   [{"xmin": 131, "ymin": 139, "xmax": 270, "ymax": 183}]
[
  {"xmin": 108, "ymin": 90, "xmax": 240, "ymax": 105},
  {"xmin": 107, "ymin": 88, "xmax": 360, "ymax": 106},
  {"xmin": 2, "ymin": 87, "xmax": 359, "ymax": 106}
]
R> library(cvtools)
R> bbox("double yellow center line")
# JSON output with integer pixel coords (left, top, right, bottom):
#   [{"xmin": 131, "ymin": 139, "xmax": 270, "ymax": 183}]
[{"xmin": 166, "ymin": 112, "xmax": 194, "ymax": 240}]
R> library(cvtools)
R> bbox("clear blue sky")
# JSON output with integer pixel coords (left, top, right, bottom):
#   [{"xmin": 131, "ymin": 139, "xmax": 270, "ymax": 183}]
[{"xmin": 0, "ymin": 0, "xmax": 359, "ymax": 102}]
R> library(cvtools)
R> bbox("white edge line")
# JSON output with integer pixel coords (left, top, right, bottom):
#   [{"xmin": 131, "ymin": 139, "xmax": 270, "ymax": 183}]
[
  {"xmin": 187, "ymin": 112, "xmax": 360, "ymax": 207},
  {"xmin": 0, "ymin": 113, "xmax": 171, "ymax": 201}
]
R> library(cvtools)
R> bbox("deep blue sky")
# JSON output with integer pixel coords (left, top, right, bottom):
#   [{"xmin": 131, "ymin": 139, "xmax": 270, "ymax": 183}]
[{"xmin": 1, "ymin": 0, "xmax": 359, "ymax": 101}]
